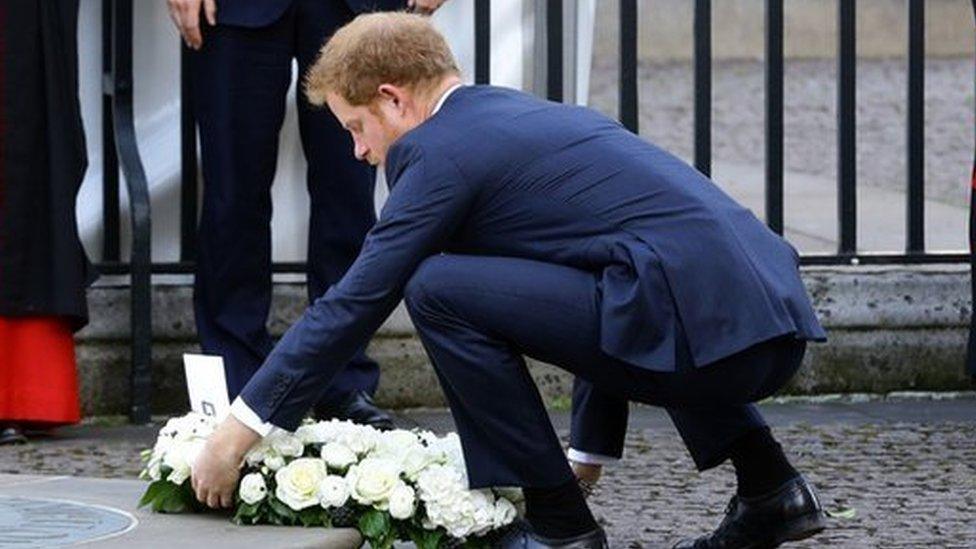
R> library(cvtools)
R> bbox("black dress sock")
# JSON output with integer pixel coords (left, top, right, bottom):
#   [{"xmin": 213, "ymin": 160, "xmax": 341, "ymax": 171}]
[
  {"xmin": 523, "ymin": 479, "xmax": 598, "ymax": 539},
  {"xmin": 728, "ymin": 427, "xmax": 799, "ymax": 498}
]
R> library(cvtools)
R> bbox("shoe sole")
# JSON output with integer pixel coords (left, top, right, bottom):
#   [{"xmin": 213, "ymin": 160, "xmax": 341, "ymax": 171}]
[{"xmin": 756, "ymin": 511, "xmax": 827, "ymax": 548}]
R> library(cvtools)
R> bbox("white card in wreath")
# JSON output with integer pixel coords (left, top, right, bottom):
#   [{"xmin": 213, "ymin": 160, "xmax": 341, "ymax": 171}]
[{"xmin": 183, "ymin": 353, "xmax": 230, "ymax": 420}]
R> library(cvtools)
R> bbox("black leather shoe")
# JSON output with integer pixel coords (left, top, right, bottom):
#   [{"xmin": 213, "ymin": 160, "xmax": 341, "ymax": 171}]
[
  {"xmin": 0, "ymin": 426, "xmax": 27, "ymax": 445},
  {"xmin": 314, "ymin": 391, "xmax": 395, "ymax": 431},
  {"xmin": 494, "ymin": 521, "xmax": 608, "ymax": 548},
  {"xmin": 673, "ymin": 476, "xmax": 826, "ymax": 549}
]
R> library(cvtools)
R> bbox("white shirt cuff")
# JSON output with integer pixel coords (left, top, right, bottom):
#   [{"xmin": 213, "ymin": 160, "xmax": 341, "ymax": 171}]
[
  {"xmin": 230, "ymin": 397, "xmax": 275, "ymax": 437},
  {"xmin": 567, "ymin": 448, "xmax": 620, "ymax": 466}
]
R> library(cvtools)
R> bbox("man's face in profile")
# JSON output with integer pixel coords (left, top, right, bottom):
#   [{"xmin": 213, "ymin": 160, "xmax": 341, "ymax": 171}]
[{"xmin": 326, "ymin": 91, "xmax": 402, "ymax": 167}]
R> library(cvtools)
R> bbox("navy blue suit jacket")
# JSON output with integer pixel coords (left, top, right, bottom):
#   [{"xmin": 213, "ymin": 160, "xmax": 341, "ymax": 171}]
[
  {"xmin": 216, "ymin": 0, "xmax": 405, "ymax": 27},
  {"xmin": 240, "ymin": 86, "xmax": 826, "ymax": 429}
]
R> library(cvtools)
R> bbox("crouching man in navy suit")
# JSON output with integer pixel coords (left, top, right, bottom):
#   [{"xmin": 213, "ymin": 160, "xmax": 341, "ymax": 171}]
[{"xmin": 192, "ymin": 13, "xmax": 829, "ymax": 548}]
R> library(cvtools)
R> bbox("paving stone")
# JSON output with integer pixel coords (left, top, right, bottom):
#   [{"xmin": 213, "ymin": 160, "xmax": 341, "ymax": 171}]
[{"xmin": 0, "ymin": 398, "xmax": 973, "ymax": 546}]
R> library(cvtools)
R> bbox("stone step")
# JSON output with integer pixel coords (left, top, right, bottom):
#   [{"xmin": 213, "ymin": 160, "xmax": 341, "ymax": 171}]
[{"xmin": 76, "ymin": 265, "xmax": 974, "ymax": 416}]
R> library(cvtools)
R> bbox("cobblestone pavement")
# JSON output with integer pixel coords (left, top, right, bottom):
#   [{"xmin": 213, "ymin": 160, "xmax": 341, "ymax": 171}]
[
  {"xmin": 588, "ymin": 58, "xmax": 973, "ymax": 208},
  {"xmin": 1, "ymin": 397, "xmax": 974, "ymax": 547}
]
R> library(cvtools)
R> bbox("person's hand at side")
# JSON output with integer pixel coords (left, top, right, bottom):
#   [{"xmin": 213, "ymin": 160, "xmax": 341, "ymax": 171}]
[
  {"xmin": 408, "ymin": 0, "xmax": 449, "ymax": 15},
  {"xmin": 167, "ymin": 0, "xmax": 217, "ymax": 50}
]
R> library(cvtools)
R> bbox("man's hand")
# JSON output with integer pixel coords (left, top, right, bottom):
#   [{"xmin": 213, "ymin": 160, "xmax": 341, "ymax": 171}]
[
  {"xmin": 191, "ymin": 415, "xmax": 260, "ymax": 509},
  {"xmin": 570, "ymin": 460, "xmax": 602, "ymax": 498},
  {"xmin": 408, "ymin": 0, "xmax": 449, "ymax": 15},
  {"xmin": 167, "ymin": 0, "xmax": 217, "ymax": 50}
]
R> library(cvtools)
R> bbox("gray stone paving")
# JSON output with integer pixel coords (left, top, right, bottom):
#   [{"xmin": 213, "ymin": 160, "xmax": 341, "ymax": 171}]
[
  {"xmin": 588, "ymin": 58, "xmax": 973, "ymax": 207},
  {"xmin": 1, "ymin": 397, "xmax": 974, "ymax": 547}
]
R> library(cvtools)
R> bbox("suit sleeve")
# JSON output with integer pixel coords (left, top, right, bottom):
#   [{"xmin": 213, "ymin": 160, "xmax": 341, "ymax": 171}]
[{"xmin": 238, "ymin": 144, "xmax": 473, "ymax": 430}]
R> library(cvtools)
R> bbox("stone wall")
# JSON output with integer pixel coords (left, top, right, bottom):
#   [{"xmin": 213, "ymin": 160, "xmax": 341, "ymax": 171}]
[{"xmin": 75, "ymin": 265, "xmax": 973, "ymax": 415}]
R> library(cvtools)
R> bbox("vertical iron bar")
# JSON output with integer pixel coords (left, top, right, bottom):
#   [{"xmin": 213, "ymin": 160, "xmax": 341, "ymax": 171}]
[
  {"xmin": 765, "ymin": 0, "xmax": 784, "ymax": 234},
  {"xmin": 101, "ymin": 1, "xmax": 119, "ymax": 262},
  {"xmin": 546, "ymin": 0, "xmax": 563, "ymax": 102},
  {"xmin": 474, "ymin": 0, "xmax": 491, "ymax": 85},
  {"xmin": 837, "ymin": 0, "xmax": 857, "ymax": 255},
  {"xmin": 694, "ymin": 0, "xmax": 711, "ymax": 176},
  {"xmin": 906, "ymin": 0, "xmax": 925, "ymax": 253},
  {"xmin": 619, "ymin": 0, "xmax": 638, "ymax": 132},
  {"xmin": 110, "ymin": 0, "xmax": 153, "ymax": 424},
  {"xmin": 180, "ymin": 45, "xmax": 197, "ymax": 262}
]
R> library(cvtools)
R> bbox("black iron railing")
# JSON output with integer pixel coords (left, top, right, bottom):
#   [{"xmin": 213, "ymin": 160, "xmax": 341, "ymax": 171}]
[{"xmin": 97, "ymin": 1, "xmax": 975, "ymax": 421}]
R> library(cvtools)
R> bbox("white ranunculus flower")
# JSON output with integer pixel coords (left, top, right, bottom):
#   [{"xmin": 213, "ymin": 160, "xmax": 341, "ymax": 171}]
[
  {"xmin": 321, "ymin": 442, "xmax": 357, "ymax": 471},
  {"xmin": 468, "ymin": 490, "xmax": 497, "ymax": 537},
  {"xmin": 425, "ymin": 433, "xmax": 466, "ymax": 474},
  {"xmin": 146, "ymin": 456, "xmax": 163, "ymax": 481},
  {"xmin": 373, "ymin": 430, "xmax": 421, "ymax": 454},
  {"xmin": 415, "ymin": 464, "xmax": 465, "ymax": 503},
  {"xmin": 336, "ymin": 424, "xmax": 379, "ymax": 456},
  {"xmin": 318, "ymin": 475, "xmax": 349, "ymax": 508},
  {"xmin": 165, "ymin": 439, "xmax": 205, "ymax": 485},
  {"xmin": 275, "ymin": 458, "xmax": 328, "ymax": 511},
  {"xmin": 345, "ymin": 457, "xmax": 402, "ymax": 509},
  {"xmin": 244, "ymin": 443, "xmax": 271, "ymax": 467},
  {"xmin": 295, "ymin": 421, "xmax": 340, "ymax": 445},
  {"xmin": 265, "ymin": 455, "xmax": 286, "ymax": 471},
  {"xmin": 493, "ymin": 497, "xmax": 518, "ymax": 528},
  {"xmin": 429, "ymin": 495, "xmax": 477, "ymax": 539},
  {"xmin": 268, "ymin": 432, "xmax": 305, "ymax": 458},
  {"xmin": 388, "ymin": 482, "xmax": 416, "ymax": 520},
  {"xmin": 239, "ymin": 473, "xmax": 268, "ymax": 505}
]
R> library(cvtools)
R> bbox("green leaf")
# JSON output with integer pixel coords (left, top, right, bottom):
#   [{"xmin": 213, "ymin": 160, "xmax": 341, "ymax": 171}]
[
  {"xmin": 358, "ymin": 509, "xmax": 391, "ymax": 539},
  {"xmin": 299, "ymin": 507, "xmax": 326, "ymax": 527},
  {"xmin": 268, "ymin": 497, "xmax": 299, "ymax": 524},
  {"xmin": 408, "ymin": 526, "xmax": 444, "ymax": 549},
  {"xmin": 826, "ymin": 507, "xmax": 857, "ymax": 520},
  {"xmin": 145, "ymin": 481, "xmax": 197, "ymax": 514},
  {"xmin": 138, "ymin": 481, "xmax": 168, "ymax": 509}
]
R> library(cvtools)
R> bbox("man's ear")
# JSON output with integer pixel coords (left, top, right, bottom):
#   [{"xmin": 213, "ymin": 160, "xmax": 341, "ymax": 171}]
[{"xmin": 377, "ymin": 84, "xmax": 403, "ymax": 111}]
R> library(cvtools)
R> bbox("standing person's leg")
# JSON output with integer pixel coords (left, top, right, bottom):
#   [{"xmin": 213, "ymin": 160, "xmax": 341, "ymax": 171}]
[
  {"xmin": 294, "ymin": 0, "xmax": 388, "ymax": 427},
  {"xmin": 192, "ymin": 14, "xmax": 294, "ymax": 398}
]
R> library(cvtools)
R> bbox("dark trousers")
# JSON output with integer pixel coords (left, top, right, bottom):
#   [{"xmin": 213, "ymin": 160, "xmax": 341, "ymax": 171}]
[
  {"xmin": 404, "ymin": 255, "xmax": 806, "ymax": 489},
  {"xmin": 191, "ymin": 0, "xmax": 379, "ymax": 404}
]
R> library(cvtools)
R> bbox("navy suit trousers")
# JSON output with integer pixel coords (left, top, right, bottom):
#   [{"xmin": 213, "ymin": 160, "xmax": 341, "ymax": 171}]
[
  {"xmin": 404, "ymin": 254, "xmax": 805, "ymax": 488},
  {"xmin": 191, "ymin": 0, "xmax": 379, "ymax": 404}
]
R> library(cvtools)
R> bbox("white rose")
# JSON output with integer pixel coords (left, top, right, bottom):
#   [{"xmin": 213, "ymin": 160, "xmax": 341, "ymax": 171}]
[
  {"xmin": 268, "ymin": 432, "xmax": 305, "ymax": 458},
  {"xmin": 239, "ymin": 473, "xmax": 268, "ymax": 505},
  {"xmin": 321, "ymin": 442, "xmax": 357, "ymax": 471},
  {"xmin": 318, "ymin": 475, "xmax": 350, "ymax": 508},
  {"xmin": 275, "ymin": 458, "xmax": 328, "ymax": 511},
  {"xmin": 401, "ymin": 445, "xmax": 438, "ymax": 481},
  {"xmin": 493, "ymin": 497, "xmax": 518, "ymax": 528},
  {"xmin": 388, "ymin": 482, "xmax": 416, "ymax": 520},
  {"xmin": 265, "ymin": 455, "xmax": 286, "ymax": 471},
  {"xmin": 345, "ymin": 457, "xmax": 401, "ymax": 509}
]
